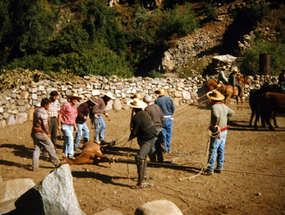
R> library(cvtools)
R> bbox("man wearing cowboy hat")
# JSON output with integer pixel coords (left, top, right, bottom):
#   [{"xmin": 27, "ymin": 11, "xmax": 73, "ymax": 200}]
[
  {"xmin": 204, "ymin": 90, "xmax": 235, "ymax": 176},
  {"xmin": 143, "ymin": 95, "xmax": 164, "ymax": 163},
  {"xmin": 74, "ymin": 95, "xmax": 98, "ymax": 152},
  {"xmin": 128, "ymin": 98, "xmax": 157, "ymax": 188},
  {"xmin": 91, "ymin": 91, "xmax": 115, "ymax": 141},
  {"xmin": 218, "ymin": 66, "xmax": 229, "ymax": 85},
  {"xmin": 229, "ymin": 67, "xmax": 242, "ymax": 97},
  {"xmin": 154, "ymin": 88, "xmax": 175, "ymax": 154},
  {"xmin": 58, "ymin": 93, "xmax": 82, "ymax": 159},
  {"xmin": 278, "ymin": 68, "xmax": 285, "ymax": 92}
]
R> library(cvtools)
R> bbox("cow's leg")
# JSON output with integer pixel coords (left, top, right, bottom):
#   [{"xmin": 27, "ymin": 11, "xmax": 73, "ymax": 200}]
[
  {"xmin": 249, "ymin": 110, "xmax": 255, "ymax": 127},
  {"xmin": 254, "ymin": 110, "xmax": 260, "ymax": 130},
  {"xmin": 272, "ymin": 111, "xmax": 278, "ymax": 128}
]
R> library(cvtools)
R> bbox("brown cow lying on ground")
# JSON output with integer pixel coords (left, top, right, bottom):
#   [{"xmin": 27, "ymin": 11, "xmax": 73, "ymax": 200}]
[{"xmin": 62, "ymin": 140, "xmax": 114, "ymax": 165}]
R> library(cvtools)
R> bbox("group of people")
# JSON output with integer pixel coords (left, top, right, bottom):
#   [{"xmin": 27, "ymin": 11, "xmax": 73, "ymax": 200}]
[
  {"xmin": 32, "ymin": 84, "xmax": 235, "ymax": 188},
  {"xmin": 31, "ymin": 91, "xmax": 114, "ymax": 171},
  {"xmin": 127, "ymin": 88, "xmax": 175, "ymax": 188}
]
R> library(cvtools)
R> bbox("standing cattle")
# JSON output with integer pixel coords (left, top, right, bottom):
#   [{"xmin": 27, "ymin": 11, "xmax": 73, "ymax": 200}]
[
  {"xmin": 249, "ymin": 83, "xmax": 280, "ymax": 127},
  {"xmin": 254, "ymin": 92, "xmax": 285, "ymax": 130}
]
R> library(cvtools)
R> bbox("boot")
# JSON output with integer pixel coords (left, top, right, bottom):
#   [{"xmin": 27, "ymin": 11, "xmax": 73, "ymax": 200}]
[{"xmin": 137, "ymin": 161, "xmax": 145, "ymax": 186}]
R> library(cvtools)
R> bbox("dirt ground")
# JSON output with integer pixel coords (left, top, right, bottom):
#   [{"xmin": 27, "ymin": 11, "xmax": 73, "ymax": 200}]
[{"xmin": 0, "ymin": 100, "xmax": 285, "ymax": 215}]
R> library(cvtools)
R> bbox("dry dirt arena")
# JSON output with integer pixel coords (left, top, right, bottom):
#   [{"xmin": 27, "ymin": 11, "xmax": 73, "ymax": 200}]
[{"xmin": 0, "ymin": 100, "xmax": 285, "ymax": 215}]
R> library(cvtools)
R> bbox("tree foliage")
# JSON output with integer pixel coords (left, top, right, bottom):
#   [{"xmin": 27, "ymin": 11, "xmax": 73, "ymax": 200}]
[{"xmin": 0, "ymin": 0, "xmax": 199, "ymax": 78}]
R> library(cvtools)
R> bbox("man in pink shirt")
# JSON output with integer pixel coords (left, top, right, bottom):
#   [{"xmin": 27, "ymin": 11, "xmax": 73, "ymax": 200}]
[{"xmin": 58, "ymin": 93, "xmax": 82, "ymax": 159}]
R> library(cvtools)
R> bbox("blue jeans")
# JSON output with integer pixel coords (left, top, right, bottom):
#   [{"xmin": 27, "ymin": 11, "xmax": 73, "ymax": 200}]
[
  {"xmin": 207, "ymin": 130, "xmax": 227, "ymax": 173},
  {"xmin": 61, "ymin": 124, "xmax": 74, "ymax": 157},
  {"xmin": 74, "ymin": 123, "xmax": 89, "ymax": 149},
  {"xmin": 162, "ymin": 117, "xmax": 173, "ymax": 152},
  {"xmin": 94, "ymin": 115, "xmax": 106, "ymax": 141}
]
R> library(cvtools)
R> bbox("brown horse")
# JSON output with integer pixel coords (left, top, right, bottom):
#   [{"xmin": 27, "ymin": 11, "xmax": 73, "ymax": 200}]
[
  {"xmin": 217, "ymin": 84, "xmax": 243, "ymax": 109},
  {"xmin": 198, "ymin": 79, "xmax": 243, "ymax": 109},
  {"xmin": 197, "ymin": 79, "xmax": 219, "ymax": 104}
]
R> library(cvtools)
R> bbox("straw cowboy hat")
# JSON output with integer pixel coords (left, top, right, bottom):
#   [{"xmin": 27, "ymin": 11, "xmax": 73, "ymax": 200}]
[
  {"xmin": 67, "ymin": 93, "xmax": 82, "ymax": 101},
  {"xmin": 127, "ymin": 98, "xmax": 148, "ymax": 109},
  {"xmin": 130, "ymin": 92, "xmax": 143, "ymax": 100},
  {"xmin": 102, "ymin": 91, "xmax": 115, "ymax": 99},
  {"xmin": 155, "ymin": 88, "xmax": 166, "ymax": 96},
  {"xmin": 231, "ymin": 67, "xmax": 239, "ymax": 73},
  {"xmin": 206, "ymin": 90, "xmax": 225, "ymax": 101},
  {"xmin": 89, "ymin": 95, "xmax": 98, "ymax": 104}
]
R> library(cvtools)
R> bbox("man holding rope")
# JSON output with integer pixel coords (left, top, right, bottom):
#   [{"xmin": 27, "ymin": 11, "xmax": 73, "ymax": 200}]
[
  {"xmin": 128, "ymin": 98, "xmax": 157, "ymax": 188},
  {"xmin": 204, "ymin": 90, "xmax": 235, "ymax": 176}
]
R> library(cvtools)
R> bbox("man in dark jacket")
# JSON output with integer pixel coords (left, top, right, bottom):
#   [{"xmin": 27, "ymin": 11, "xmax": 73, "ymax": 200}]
[
  {"xmin": 143, "ymin": 95, "xmax": 164, "ymax": 163},
  {"xmin": 128, "ymin": 98, "xmax": 157, "ymax": 188},
  {"xmin": 74, "ymin": 96, "xmax": 97, "ymax": 152}
]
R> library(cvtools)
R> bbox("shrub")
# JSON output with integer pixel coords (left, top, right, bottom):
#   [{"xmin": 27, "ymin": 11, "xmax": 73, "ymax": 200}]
[
  {"xmin": 240, "ymin": 39, "xmax": 285, "ymax": 76},
  {"xmin": 204, "ymin": 2, "xmax": 218, "ymax": 20},
  {"xmin": 178, "ymin": 56, "xmax": 206, "ymax": 78},
  {"xmin": 249, "ymin": 1, "xmax": 271, "ymax": 22}
]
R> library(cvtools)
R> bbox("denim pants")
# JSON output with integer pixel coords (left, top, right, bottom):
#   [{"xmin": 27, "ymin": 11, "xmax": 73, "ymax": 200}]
[
  {"xmin": 94, "ymin": 115, "xmax": 106, "ymax": 141},
  {"xmin": 62, "ymin": 124, "xmax": 74, "ymax": 157},
  {"xmin": 162, "ymin": 117, "xmax": 173, "ymax": 152},
  {"xmin": 74, "ymin": 123, "xmax": 89, "ymax": 149},
  {"xmin": 207, "ymin": 130, "xmax": 227, "ymax": 173}
]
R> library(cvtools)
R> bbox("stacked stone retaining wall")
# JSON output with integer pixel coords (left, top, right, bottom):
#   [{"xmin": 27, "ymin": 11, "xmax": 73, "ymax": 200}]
[{"xmin": 0, "ymin": 74, "xmax": 279, "ymax": 127}]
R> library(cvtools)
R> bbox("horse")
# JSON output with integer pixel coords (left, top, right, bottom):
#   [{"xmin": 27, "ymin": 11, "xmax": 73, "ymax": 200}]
[
  {"xmin": 197, "ymin": 79, "xmax": 219, "ymax": 104},
  {"xmin": 217, "ymin": 84, "xmax": 243, "ymax": 109},
  {"xmin": 198, "ymin": 79, "xmax": 243, "ymax": 109}
]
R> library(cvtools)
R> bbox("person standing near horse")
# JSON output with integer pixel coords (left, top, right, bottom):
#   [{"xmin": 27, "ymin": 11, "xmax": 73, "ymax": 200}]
[
  {"xmin": 229, "ymin": 67, "xmax": 243, "ymax": 97},
  {"xmin": 48, "ymin": 91, "xmax": 60, "ymax": 152},
  {"xmin": 31, "ymin": 98, "xmax": 64, "ymax": 171},
  {"xmin": 128, "ymin": 98, "xmax": 157, "ymax": 188},
  {"xmin": 204, "ymin": 90, "xmax": 235, "ymax": 176},
  {"xmin": 218, "ymin": 66, "xmax": 229, "ymax": 85},
  {"xmin": 155, "ymin": 88, "xmax": 175, "ymax": 154},
  {"xmin": 58, "ymin": 93, "xmax": 82, "ymax": 160},
  {"xmin": 74, "ymin": 96, "xmax": 97, "ymax": 152},
  {"xmin": 278, "ymin": 68, "xmax": 285, "ymax": 92},
  {"xmin": 91, "ymin": 91, "xmax": 115, "ymax": 141},
  {"xmin": 143, "ymin": 95, "xmax": 164, "ymax": 163}
]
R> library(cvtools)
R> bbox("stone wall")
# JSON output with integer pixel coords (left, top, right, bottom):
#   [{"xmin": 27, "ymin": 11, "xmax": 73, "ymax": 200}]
[{"xmin": 0, "ymin": 74, "xmax": 279, "ymax": 127}]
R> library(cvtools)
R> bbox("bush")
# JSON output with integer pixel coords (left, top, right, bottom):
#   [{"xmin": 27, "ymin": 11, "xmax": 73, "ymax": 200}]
[
  {"xmin": 240, "ymin": 39, "xmax": 285, "ymax": 76},
  {"xmin": 249, "ymin": 1, "xmax": 271, "ymax": 21},
  {"xmin": 204, "ymin": 2, "xmax": 218, "ymax": 20},
  {"xmin": 178, "ymin": 56, "xmax": 206, "ymax": 78}
]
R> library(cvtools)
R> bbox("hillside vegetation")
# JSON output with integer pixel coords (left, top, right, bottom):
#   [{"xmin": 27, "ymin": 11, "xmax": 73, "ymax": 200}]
[{"xmin": 0, "ymin": 0, "xmax": 284, "ymax": 78}]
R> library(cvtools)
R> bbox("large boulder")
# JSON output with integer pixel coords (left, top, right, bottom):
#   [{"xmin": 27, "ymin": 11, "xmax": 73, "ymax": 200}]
[
  {"xmin": 0, "ymin": 178, "xmax": 35, "ymax": 214},
  {"xmin": 14, "ymin": 164, "xmax": 85, "ymax": 215},
  {"xmin": 135, "ymin": 199, "xmax": 183, "ymax": 215}
]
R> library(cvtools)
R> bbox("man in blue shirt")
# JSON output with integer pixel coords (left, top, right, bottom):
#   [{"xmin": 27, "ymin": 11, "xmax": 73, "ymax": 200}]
[{"xmin": 155, "ymin": 88, "xmax": 175, "ymax": 154}]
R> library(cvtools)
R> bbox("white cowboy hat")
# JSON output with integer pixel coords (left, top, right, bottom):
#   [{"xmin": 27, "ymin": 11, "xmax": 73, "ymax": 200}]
[
  {"xmin": 67, "ymin": 93, "xmax": 82, "ymax": 101},
  {"xmin": 127, "ymin": 98, "xmax": 148, "ymax": 109},
  {"xmin": 231, "ymin": 67, "xmax": 239, "ymax": 73},
  {"xmin": 143, "ymin": 95, "xmax": 152, "ymax": 103},
  {"xmin": 155, "ymin": 88, "xmax": 166, "ymax": 96},
  {"xmin": 102, "ymin": 91, "xmax": 115, "ymax": 99},
  {"xmin": 89, "ymin": 95, "xmax": 98, "ymax": 104},
  {"xmin": 206, "ymin": 90, "xmax": 225, "ymax": 101}
]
